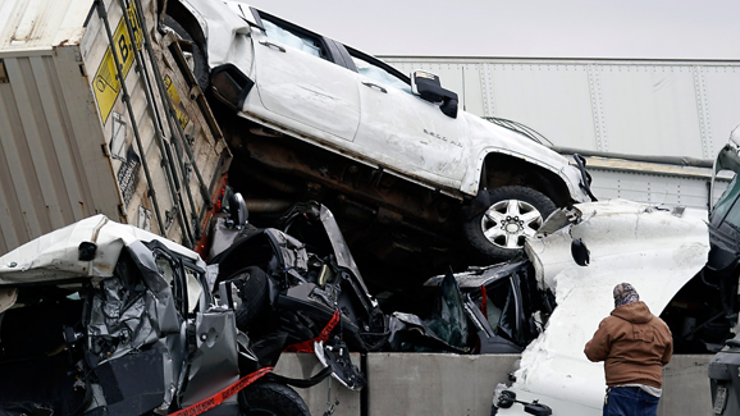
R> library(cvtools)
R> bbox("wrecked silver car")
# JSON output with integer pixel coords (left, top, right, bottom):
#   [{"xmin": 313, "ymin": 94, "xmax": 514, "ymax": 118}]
[{"xmin": 0, "ymin": 215, "xmax": 310, "ymax": 416}]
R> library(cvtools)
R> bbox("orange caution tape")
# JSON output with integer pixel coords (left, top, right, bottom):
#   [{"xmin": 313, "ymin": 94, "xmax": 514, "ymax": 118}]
[
  {"xmin": 283, "ymin": 310, "xmax": 341, "ymax": 353},
  {"xmin": 168, "ymin": 366, "xmax": 273, "ymax": 416}
]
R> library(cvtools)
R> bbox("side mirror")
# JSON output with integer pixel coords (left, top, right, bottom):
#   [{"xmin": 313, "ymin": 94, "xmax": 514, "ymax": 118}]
[
  {"xmin": 78, "ymin": 241, "xmax": 97, "ymax": 261},
  {"xmin": 210, "ymin": 64, "xmax": 255, "ymax": 112},
  {"xmin": 410, "ymin": 70, "xmax": 459, "ymax": 118},
  {"xmin": 571, "ymin": 238, "xmax": 590, "ymax": 267},
  {"xmin": 227, "ymin": 192, "xmax": 249, "ymax": 227},
  {"xmin": 710, "ymin": 142, "xmax": 740, "ymax": 211},
  {"xmin": 496, "ymin": 390, "xmax": 516, "ymax": 408},
  {"xmin": 219, "ymin": 186, "xmax": 248, "ymax": 227}
]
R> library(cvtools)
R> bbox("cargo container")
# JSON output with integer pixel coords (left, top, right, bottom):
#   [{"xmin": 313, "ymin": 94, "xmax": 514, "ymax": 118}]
[{"xmin": 0, "ymin": 0, "xmax": 231, "ymax": 254}]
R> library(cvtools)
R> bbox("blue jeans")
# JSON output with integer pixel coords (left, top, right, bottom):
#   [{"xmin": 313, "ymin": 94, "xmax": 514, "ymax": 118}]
[{"xmin": 603, "ymin": 386, "xmax": 660, "ymax": 416}]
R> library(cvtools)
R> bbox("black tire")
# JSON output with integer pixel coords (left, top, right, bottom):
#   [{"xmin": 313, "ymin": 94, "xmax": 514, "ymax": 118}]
[
  {"xmin": 463, "ymin": 185, "xmax": 556, "ymax": 260},
  {"xmin": 239, "ymin": 381, "xmax": 310, "ymax": 416},
  {"xmin": 226, "ymin": 266, "xmax": 271, "ymax": 332},
  {"xmin": 162, "ymin": 15, "xmax": 209, "ymax": 92}
]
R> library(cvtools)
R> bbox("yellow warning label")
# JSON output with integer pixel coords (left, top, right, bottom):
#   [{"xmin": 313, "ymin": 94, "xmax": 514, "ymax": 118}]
[
  {"xmin": 164, "ymin": 75, "xmax": 190, "ymax": 129},
  {"xmin": 93, "ymin": 3, "xmax": 144, "ymax": 124}
]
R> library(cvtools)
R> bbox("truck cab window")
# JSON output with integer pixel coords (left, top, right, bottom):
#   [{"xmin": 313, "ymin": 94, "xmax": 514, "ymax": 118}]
[
  {"xmin": 261, "ymin": 17, "xmax": 329, "ymax": 61},
  {"xmin": 349, "ymin": 51, "xmax": 412, "ymax": 94}
]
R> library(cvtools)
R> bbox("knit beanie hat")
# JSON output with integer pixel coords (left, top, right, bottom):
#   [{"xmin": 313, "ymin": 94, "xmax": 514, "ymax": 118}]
[{"xmin": 613, "ymin": 282, "xmax": 640, "ymax": 308}]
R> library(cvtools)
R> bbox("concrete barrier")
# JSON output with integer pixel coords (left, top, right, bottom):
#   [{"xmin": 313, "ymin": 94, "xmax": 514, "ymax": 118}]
[
  {"xmin": 659, "ymin": 355, "xmax": 712, "ymax": 416},
  {"xmin": 274, "ymin": 353, "xmax": 712, "ymax": 416},
  {"xmin": 366, "ymin": 353, "xmax": 519, "ymax": 416},
  {"xmin": 274, "ymin": 353, "xmax": 362, "ymax": 416}
]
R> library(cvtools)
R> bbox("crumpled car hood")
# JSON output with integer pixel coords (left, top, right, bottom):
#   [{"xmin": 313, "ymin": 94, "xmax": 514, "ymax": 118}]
[
  {"xmin": 0, "ymin": 214, "xmax": 200, "ymax": 285},
  {"xmin": 497, "ymin": 199, "xmax": 709, "ymax": 415}
]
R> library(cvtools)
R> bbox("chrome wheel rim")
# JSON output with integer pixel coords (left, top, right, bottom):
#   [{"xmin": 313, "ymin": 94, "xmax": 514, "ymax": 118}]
[{"xmin": 480, "ymin": 199, "xmax": 544, "ymax": 249}]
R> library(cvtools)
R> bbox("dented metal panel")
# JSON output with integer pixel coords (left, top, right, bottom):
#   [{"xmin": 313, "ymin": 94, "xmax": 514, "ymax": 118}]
[{"xmin": 0, "ymin": 0, "xmax": 230, "ymax": 254}]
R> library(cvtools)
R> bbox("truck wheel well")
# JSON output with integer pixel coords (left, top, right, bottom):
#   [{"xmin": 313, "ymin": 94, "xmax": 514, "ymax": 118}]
[
  {"xmin": 163, "ymin": 1, "xmax": 207, "ymax": 60},
  {"xmin": 483, "ymin": 153, "xmax": 571, "ymax": 207}
]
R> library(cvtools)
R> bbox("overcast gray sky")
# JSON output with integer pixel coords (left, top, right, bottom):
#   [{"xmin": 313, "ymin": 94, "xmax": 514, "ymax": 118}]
[{"xmin": 246, "ymin": 0, "xmax": 739, "ymax": 59}]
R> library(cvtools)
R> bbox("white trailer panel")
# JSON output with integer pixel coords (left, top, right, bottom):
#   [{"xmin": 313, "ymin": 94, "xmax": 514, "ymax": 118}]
[
  {"xmin": 483, "ymin": 63, "xmax": 596, "ymax": 150},
  {"xmin": 595, "ymin": 65, "xmax": 701, "ymax": 157}
]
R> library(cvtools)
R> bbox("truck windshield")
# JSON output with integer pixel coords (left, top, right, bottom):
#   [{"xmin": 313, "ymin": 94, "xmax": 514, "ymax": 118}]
[{"xmin": 712, "ymin": 173, "xmax": 740, "ymax": 229}]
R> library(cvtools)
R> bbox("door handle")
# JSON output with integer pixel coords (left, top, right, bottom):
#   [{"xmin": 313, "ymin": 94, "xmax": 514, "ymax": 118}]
[
  {"xmin": 259, "ymin": 40, "xmax": 286, "ymax": 53},
  {"xmin": 361, "ymin": 81, "xmax": 387, "ymax": 94}
]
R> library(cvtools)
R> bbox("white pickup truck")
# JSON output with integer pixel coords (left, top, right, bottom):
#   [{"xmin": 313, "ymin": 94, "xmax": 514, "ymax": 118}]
[{"xmin": 161, "ymin": 0, "xmax": 594, "ymax": 268}]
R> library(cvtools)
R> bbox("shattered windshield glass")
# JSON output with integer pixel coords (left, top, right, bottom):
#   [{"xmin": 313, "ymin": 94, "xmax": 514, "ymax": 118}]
[
  {"xmin": 485, "ymin": 279, "xmax": 517, "ymax": 336},
  {"xmin": 424, "ymin": 272, "xmax": 468, "ymax": 349}
]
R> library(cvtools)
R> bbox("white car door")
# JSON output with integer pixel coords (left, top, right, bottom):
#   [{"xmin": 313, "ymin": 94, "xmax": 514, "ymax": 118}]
[
  {"xmin": 349, "ymin": 50, "xmax": 467, "ymax": 183},
  {"xmin": 250, "ymin": 15, "xmax": 360, "ymax": 141}
]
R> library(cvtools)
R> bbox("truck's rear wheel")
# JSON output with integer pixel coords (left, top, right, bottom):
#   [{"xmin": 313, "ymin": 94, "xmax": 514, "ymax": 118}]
[
  {"xmin": 463, "ymin": 186, "xmax": 556, "ymax": 260},
  {"xmin": 239, "ymin": 381, "xmax": 310, "ymax": 416},
  {"xmin": 162, "ymin": 15, "xmax": 209, "ymax": 92}
]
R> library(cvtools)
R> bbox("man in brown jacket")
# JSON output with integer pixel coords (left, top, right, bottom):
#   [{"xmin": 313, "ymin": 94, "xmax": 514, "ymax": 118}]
[{"xmin": 584, "ymin": 283, "xmax": 673, "ymax": 416}]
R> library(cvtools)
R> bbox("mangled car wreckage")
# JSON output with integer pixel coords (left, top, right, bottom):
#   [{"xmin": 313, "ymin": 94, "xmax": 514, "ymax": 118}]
[
  {"xmin": 0, "ymin": 198, "xmax": 547, "ymax": 416},
  {"xmin": 2, "ymin": 195, "xmax": 726, "ymax": 416},
  {"xmin": 0, "ymin": 215, "xmax": 317, "ymax": 416},
  {"xmin": 5, "ymin": 159, "xmax": 606, "ymax": 409},
  {"xmin": 203, "ymin": 195, "xmax": 546, "ymax": 358},
  {"xmin": 7, "ymin": 128, "xmax": 740, "ymax": 415},
  {"xmin": 490, "ymin": 199, "xmax": 711, "ymax": 415},
  {"xmin": 1, "ymin": 190, "xmax": 736, "ymax": 416}
]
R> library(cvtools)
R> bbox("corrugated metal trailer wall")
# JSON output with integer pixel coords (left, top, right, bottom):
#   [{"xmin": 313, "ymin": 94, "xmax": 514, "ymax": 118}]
[
  {"xmin": 384, "ymin": 57, "xmax": 740, "ymax": 208},
  {"xmin": 0, "ymin": 38, "xmax": 121, "ymax": 253}
]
